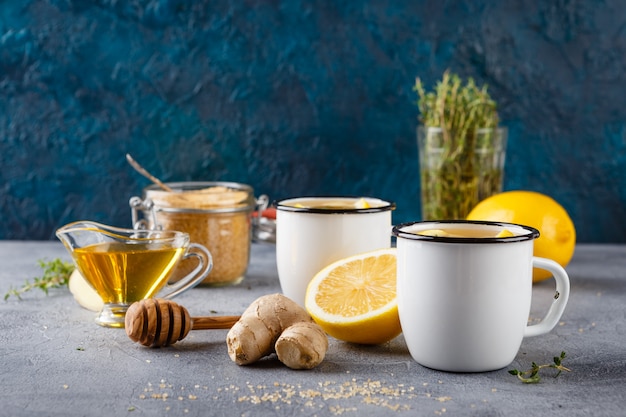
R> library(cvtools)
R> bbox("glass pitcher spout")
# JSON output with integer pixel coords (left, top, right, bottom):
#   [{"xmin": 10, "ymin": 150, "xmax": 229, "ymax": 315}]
[
  {"xmin": 56, "ymin": 221, "xmax": 121, "ymax": 251},
  {"xmin": 55, "ymin": 221, "xmax": 190, "ymax": 252}
]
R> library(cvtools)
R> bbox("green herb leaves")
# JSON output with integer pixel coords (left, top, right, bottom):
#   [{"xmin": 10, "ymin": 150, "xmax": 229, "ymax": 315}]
[
  {"xmin": 414, "ymin": 70, "xmax": 499, "ymax": 134},
  {"xmin": 4, "ymin": 258, "xmax": 75, "ymax": 300},
  {"xmin": 414, "ymin": 70, "xmax": 505, "ymax": 220},
  {"xmin": 509, "ymin": 351, "xmax": 571, "ymax": 384}
]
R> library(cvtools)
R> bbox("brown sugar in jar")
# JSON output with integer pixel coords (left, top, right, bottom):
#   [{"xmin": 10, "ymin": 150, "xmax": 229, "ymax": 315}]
[{"xmin": 143, "ymin": 182, "xmax": 256, "ymax": 286}]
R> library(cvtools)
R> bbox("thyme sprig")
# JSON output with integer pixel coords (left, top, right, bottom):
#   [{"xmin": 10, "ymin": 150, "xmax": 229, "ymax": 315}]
[
  {"xmin": 509, "ymin": 351, "xmax": 571, "ymax": 384},
  {"xmin": 4, "ymin": 258, "xmax": 75, "ymax": 300},
  {"xmin": 414, "ymin": 70, "xmax": 503, "ymax": 220},
  {"xmin": 415, "ymin": 70, "xmax": 499, "ymax": 136}
]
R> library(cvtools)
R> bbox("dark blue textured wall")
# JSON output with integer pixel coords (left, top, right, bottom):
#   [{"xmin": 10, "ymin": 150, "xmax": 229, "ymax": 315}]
[{"xmin": 1, "ymin": 0, "xmax": 625, "ymax": 242}]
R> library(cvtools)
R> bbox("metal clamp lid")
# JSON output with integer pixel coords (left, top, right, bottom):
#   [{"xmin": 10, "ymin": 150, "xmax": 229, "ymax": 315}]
[{"xmin": 129, "ymin": 196, "xmax": 158, "ymax": 230}]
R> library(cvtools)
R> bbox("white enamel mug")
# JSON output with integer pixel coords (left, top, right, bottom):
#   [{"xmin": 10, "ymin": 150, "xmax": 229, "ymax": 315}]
[
  {"xmin": 392, "ymin": 220, "xmax": 570, "ymax": 372},
  {"xmin": 276, "ymin": 196, "xmax": 395, "ymax": 306}
]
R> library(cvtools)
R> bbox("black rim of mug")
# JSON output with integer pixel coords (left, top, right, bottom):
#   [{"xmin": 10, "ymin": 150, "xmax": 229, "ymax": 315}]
[
  {"xmin": 274, "ymin": 196, "xmax": 396, "ymax": 214},
  {"xmin": 391, "ymin": 220, "xmax": 540, "ymax": 244}
]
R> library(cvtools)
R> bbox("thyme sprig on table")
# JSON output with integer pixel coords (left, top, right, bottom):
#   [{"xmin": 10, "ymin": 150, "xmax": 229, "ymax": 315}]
[
  {"xmin": 4, "ymin": 258, "xmax": 75, "ymax": 301},
  {"xmin": 509, "ymin": 351, "xmax": 571, "ymax": 383}
]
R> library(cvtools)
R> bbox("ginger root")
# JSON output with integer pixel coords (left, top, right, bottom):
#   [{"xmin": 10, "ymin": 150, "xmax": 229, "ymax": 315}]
[
  {"xmin": 226, "ymin": 293, "xmax": 328, "ymax": 369},
  {"xmin": 275, "ymin": 321, "xmax": 328, "ymax": 370}
]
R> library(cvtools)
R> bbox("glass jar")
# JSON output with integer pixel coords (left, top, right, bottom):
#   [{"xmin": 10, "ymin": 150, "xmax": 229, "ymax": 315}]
[
  {"xmin": 136, "ymin": 181, "xmax": 256, "ymax": 286},
  {"xmin": 417, "ymin": 126, "xmax": 508, "ymax": 220}
]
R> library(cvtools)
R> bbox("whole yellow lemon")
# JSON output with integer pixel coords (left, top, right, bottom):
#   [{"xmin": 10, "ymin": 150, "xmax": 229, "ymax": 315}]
[{"xmin": 466, "ymin": 191, "xmax": 576, "ymax": 282}]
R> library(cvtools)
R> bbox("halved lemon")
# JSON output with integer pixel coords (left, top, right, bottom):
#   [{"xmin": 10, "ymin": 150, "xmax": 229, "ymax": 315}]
[
  {"xmin": 304, "ymin": 248, "xmax": 401, "ymax": 345},
  {"xmin": 68, "ymin": 269, "xmax": 103, "ymax": 312}
]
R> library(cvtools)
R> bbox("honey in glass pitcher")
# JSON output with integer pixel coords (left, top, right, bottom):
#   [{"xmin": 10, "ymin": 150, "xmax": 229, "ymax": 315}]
[
  {"xmin": 56, "ymin": 221, "xmax": 213, "ymax": 328},
  {"xmin": 72, "ymin": 242, "xmax": 185, "ymax": 304}
]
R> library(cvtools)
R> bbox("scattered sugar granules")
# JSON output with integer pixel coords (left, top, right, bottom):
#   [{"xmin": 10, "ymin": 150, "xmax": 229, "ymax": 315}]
[
  {"xmin": 137, "ymin": 377, "xmax": 459, "ymax": 415},
  {"xmin": 236, "ymin": 378, "xmax": 420, "ymax": 414}
]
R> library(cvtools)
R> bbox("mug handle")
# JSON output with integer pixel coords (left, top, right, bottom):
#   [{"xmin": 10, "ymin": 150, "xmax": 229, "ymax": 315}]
[
  {"xmin": 159, "ymin": 243, "xmax": 213, "ymax": 300},
  {"xmin": 524, "ymin": 257, "xmax": 571, "ymax": 337}
]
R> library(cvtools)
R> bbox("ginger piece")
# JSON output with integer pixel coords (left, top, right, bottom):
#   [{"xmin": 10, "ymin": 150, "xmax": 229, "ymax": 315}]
[
  {"xmin": 275, "ymin": 322, "xmax": 328, "ymax": 370},
  {"xmin": 226, "ymin": 293, "xmax": 312, "ymax": 364},
  {"xmin": 226, "ymin": 293, "xmax": 328, "ymax": 369}
]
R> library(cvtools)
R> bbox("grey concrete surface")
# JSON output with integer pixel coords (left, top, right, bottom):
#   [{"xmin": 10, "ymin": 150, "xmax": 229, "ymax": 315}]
[{"xmin": 0, "ymin": 241, "xmax": 624, "ymax": 416}]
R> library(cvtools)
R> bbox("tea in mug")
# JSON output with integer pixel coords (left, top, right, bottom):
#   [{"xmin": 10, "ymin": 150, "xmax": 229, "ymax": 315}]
[
  {"xmin": 285, "ymin": 198, "xmax": 380, "ymax": 210},
  {"xmin": 417, "ymin": 228, "xmax": 516, "ymax": 238},
  {"xmin": 72, "ymin": 242, "xmax": 185, "ymax": 304}
]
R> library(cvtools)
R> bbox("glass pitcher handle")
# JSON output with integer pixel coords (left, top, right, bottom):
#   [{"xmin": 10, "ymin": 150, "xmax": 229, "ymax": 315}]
[{"xmin": 160, "ymin": 243, "xmax": 213, "ymax": 299}]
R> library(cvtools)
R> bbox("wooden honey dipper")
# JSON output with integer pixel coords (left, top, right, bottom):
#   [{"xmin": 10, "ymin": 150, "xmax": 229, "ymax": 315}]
[{"xmin": 125, "ymin": 298, "xmax": 241, "ymax": 347}]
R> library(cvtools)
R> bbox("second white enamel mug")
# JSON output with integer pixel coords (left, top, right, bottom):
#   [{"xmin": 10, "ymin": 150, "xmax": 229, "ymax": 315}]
[{"xmin": 276, "ymin": 196, "xmax": 395, "ymax": 307}]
